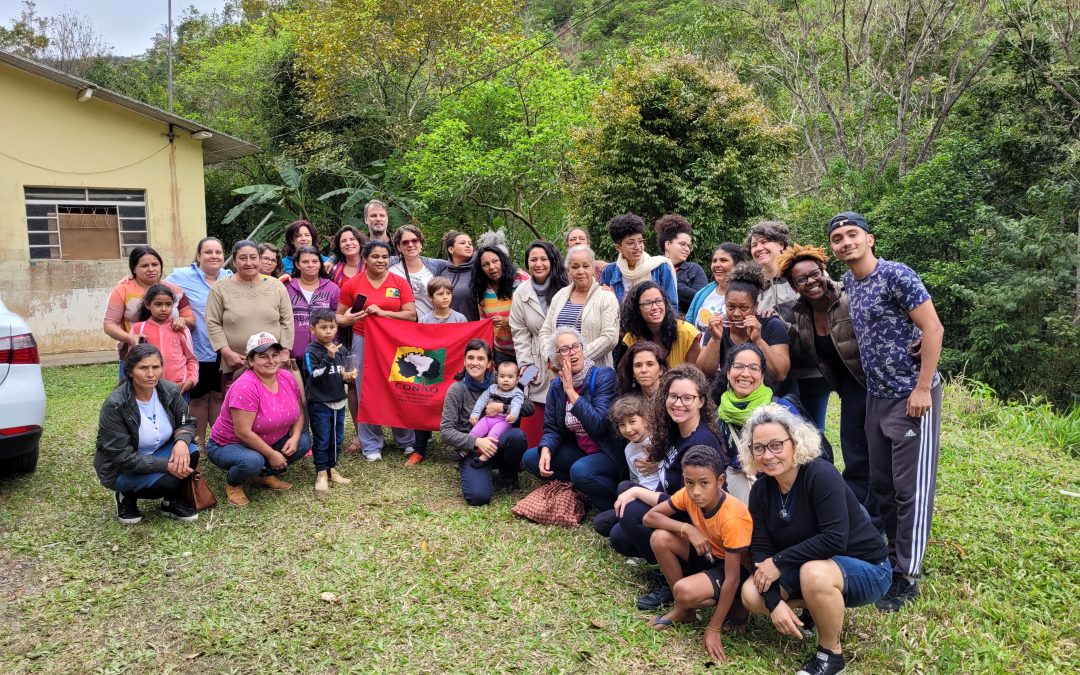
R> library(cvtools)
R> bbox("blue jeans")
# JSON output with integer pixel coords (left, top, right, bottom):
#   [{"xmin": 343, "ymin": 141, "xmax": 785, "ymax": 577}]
[
  {"xmin": 460, "ymin": 428, "xmax": 527, "ymax": 507},
  {"xmin": 354, "ymin": 335, "xmax": 415, "ymax": 456},
  {"xmin": 798, "ymin": 376, "xmax": 831, "ymax": 431},
  {"xmin": 206, "ymin": 430, "xmax": 311, "ymax": 486},
  {"xmin": 308, "ymin": 401, "xmax": 345, "ymax": 471},
  {"xmin": 778, "ymin": 557, "xmax": 892, "ymax": 608},
  {"xmin": 113, "ymin": 441, "xmax": 199, "ymax": 493},
  {"xmin": 522, "ymin": 443, "xmax": 621, "ymax": 512}
]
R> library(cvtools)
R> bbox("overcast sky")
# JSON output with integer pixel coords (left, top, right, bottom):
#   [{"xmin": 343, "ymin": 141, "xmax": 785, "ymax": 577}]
[{"xmin": 1, "ymin": 0, "xmax": 227, "ymax": 56}]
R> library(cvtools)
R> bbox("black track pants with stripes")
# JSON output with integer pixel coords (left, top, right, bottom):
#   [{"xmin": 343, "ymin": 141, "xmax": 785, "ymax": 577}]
[{"xmin": 865, "ymin": 383, "xmax": 943, "ymax": 577}]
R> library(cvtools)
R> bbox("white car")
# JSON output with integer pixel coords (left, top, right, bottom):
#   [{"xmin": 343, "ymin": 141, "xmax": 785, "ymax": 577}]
[{"xmin": 0, "ymin": 297, "xmax": 45, "ymax": 474}]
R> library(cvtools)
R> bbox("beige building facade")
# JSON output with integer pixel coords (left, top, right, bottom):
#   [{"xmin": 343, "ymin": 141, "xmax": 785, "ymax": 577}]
[{"xmin": 0, "ymin": 51, "xmax": 259, "ymax": 355}]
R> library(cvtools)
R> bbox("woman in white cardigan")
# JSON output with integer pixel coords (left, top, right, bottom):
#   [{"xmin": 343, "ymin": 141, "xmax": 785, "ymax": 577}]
[
  {"xmin": 539, "ymin": 245, "xmax": 620, "ymax": 371},
  {"xmin": 511, "ymin": 241, "xmax": 570, "ymax": 447}
]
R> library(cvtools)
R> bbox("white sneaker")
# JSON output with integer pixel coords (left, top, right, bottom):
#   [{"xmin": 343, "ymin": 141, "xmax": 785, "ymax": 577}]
[
  {"xmin": 364, "ymin": 452, "xmax": 383, "ymax": 462},
  {"xmin": 403, "ymin": 446, "xmax": 415, "ymax": 456}
]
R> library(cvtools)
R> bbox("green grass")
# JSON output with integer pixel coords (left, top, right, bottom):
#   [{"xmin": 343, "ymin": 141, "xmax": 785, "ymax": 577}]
[{"xmin": 1, "ymin": 364, "xmax": 1078, "ymax": 673}]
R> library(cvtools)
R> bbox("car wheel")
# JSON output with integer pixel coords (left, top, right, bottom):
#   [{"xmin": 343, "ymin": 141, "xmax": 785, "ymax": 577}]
[{"xmin": 0, "ymin": 443, "xmax": 38, "ymax": 475}]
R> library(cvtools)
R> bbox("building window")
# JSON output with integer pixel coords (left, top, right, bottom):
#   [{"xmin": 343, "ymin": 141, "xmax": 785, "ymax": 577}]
[{"xmin": 24, "ymin": 187, "xmax": 147, "ymax": 260}]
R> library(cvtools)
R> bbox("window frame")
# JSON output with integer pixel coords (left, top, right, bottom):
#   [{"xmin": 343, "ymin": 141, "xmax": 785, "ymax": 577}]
[{"xmin": 24, "ymin": 187, "xmax": 148, "ymax": 261}]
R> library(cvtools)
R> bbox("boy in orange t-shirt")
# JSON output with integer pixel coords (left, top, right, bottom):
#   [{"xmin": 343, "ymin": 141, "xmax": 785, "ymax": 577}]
[{"xmin": 643, "ymin": 445, "xmax": 753, "ymax": 663}]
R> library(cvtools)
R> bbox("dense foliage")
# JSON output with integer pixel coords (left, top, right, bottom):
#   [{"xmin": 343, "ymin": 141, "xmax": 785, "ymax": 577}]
[{"xmin": 3, "ymin": 0, "xmax": 1077, "ymax": 405}]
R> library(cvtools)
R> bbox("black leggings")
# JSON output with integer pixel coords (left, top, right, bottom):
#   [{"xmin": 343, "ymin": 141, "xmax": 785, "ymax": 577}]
[
  {"xmin": 604, "ymin": 480, "xmax": 689, "ymax": 564},
  {"xmin": 122, "ymin": 454, "xmax": 200, "ymax": 501}
]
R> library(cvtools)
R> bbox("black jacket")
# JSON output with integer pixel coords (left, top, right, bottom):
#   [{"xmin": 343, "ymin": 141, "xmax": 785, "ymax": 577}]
[
  {"xmin": 303, "ymin": 341, "xmax": 349, "ymax": 404},
  {"xmin": 540, "ymin": 366, "xmax": 621, "ymax": 465},
  {"xmin": 94, "ymin": 380, "xmax": 196, "ymax": 490},
  {"xmin": 675, "ymin": 261, "xmax": 709, "ymax": 315}
]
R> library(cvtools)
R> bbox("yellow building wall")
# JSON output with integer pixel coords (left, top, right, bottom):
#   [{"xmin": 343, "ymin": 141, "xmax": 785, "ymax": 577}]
[{"xmin": 0, "ymin": 63, "xmax": 208, "ymax": 355}]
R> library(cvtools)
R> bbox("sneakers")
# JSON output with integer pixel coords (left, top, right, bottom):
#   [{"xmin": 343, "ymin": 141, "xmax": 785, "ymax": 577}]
[
  {"xmin": 314, "ymin": 470, "xmax": 330, "ymax": 493},
  {"xmin": 403, "ymin": 446, "xmax": 416, "ymax": 456},
  {"xmin": 405, "ymin": 453, "xmax": 424, "ymax": 466},
  {"xmin": 250, "ymin": 475, "xmax": 293, "ymax": 491},
  {"xmin": 115, "ymin": 492, "xmax": 142, "ymax": 524},
  {"xmin": 328, "ymin": 468, "xmax": 351, "ymax": 485},
  {"xmin": 636, "ymin": 573, "xmax": 674, "ymax": 610},
  {"xmin": 470, "ymin": 456, "xmax": 490, "ymax": 469},
  {"xmin": 796, "ymin": 647, "xmax": 846, "ymax": 675},
  {"xmin": 875, "ymin": 576, "xmax": 919, "ymax": 612},
  {"xmin": 160, "ymin": 499, "xmax": 198, "ymax": 522},
  {"xmin": 364, "ymin": 452, "xmax": 383, "ymax": 462},
  {"xmin": 225, "ymin": 483, "xmax": 249, "ymax": 506}
]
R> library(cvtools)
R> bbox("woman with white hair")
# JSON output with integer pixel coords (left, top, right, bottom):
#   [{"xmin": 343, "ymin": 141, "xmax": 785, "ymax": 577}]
[
  {"xmin": 538, "ymin": 245, "xmax": 620, "ymax": 368},
  {"xmin": 521, "ymin": 326, "xmax": 621, "ymax": 511},
  {"xmin": 739, "ymin": 404, "xmax": 890, "ymax": 675}
]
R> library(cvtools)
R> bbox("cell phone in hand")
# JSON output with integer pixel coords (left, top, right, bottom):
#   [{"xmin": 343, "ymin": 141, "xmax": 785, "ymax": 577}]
[
  {"xmin": 520, "ymin": 364, "xmax": 540, "ymax": 385},
  {"xmin": 350, "ymin": 293, "xmax": 368, "ymax": 314}
]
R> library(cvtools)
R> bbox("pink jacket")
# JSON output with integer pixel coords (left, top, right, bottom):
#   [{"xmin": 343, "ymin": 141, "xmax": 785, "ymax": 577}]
[{"xmin": 130, "ymin": 319, "xmax": 199, "ymax": 388}]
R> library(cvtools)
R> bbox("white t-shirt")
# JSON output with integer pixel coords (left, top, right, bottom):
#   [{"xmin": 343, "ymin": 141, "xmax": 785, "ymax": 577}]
[
  {"xmin": 136, "ymin": 389, "xmax": 173, "ymax": 454},
  {"xmin": 693, "ymin": 288, "xmax": 726, "ymax": 346},
  {"xmin": 390, "ymin": 262, "xmax": 434, "ymax": 315},
  {"xmin": 625, "ymin": 437, "xmax": 660, "ymax": 490}
]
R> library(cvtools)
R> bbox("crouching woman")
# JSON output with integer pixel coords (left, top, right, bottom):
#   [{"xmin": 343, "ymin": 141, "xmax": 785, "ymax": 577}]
[
  {"xmin": 206, "ymin": 332, "xmax": 311, "ymax": 506},
  {"xmin": 739, "ymin": 404, "xmax": 890, "ymax": 675},
  {"xmin": 94, "ymin": 343, "xmax": 200, "ymax": 524}
]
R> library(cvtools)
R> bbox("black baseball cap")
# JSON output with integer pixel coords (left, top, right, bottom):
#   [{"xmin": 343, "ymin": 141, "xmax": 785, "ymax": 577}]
[{"xmin": 827, "ymin": 212, "xmax": 870, "ymax": 235}]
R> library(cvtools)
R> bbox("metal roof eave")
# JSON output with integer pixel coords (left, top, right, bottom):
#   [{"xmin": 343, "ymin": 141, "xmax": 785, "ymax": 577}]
[{"xmin": 0, "ymin": 50, "xmax": 263, "ymax": 165}]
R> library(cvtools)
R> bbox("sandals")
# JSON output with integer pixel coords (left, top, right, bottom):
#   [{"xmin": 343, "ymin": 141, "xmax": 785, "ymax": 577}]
[
  {"xmin": 649, "ymin": 613, "xmax": 693, "ymax": 631},
  {"xmin": 722, "ymin": 615, "xmax": 749, "ymax": 633},
  {"xmin": 346, "ymin": 438, "xmax": 361, "ymax": 455}
]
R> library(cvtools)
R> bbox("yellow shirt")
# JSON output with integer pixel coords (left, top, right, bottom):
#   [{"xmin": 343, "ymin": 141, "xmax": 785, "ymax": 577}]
[{"xmin": 623, "ymin": 320, "xmax": 700, "ymax": 366}]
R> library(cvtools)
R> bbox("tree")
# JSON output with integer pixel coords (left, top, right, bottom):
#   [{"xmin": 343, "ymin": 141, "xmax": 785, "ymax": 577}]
[
  {"xmin": 42, "ymin": 7, "xmax": 112, "ymax": 77},
  {"xmin": 0, "ymin": 1, "xmax": 47, "ymax": 57},
  {"xmin": 401, "ymin": 50, "xmax": 595, "ymax": 241},
  {"xmin": 567, "ymin": 51, "xmax": 795, "ymax": 248},
  {"xmin": 734, "ymin": 0, "xmax": 1004, "ymax": 187},
  {"xmin": 285, "ymin": 0, "xmax": 522, "ymax": 148}
]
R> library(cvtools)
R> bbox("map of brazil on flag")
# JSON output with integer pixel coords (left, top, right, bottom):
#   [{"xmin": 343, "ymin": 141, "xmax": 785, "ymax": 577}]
[{"xmin": 356, "ymin": 316, "xmax": 494, "ymax": 430}]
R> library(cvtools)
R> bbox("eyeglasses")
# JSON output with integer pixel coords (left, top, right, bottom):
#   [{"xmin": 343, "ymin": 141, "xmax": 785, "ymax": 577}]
[
  {"xmin": 555, "ymin": 342, "xmax": 583, "ymax": 355},
  {"xmin": 793, "ymin": 268, "xmax": 824, "ymax": 288},
  {"xmin": 675, "ymin": 240, "xmax": 692, "ymax": 250},
  {"xmin": 639, "ymin": 298, "xmax": 665, "ymax": 309},
  {"xmin": 400, "ymin": 238, "xmax": 421, "ymax": 247},
  {"xmin": 666, "ymin": 393, "xmax": 699, "ymax": 406},
  {"xmin": 620, "ymin": 237, "xmax": 645, "ymax": 249},
  {"xmin": 750, "ymin": 437, "xmax": 791, "ymax": 456},
  {"xmin": 730, "ymin": 363, "xmax": 763, "ymax": 374}
]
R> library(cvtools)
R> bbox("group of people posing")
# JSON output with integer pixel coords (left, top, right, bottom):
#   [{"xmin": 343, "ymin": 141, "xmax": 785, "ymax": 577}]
[{"xmin": 93, "ymin": 202, "xmax": 943, "ymax": 674}]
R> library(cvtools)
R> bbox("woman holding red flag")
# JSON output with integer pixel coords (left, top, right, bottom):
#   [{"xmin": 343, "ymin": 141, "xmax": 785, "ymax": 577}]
[{"xmin": 336, "ymin": 240, "xmax": 417, "ymax": 461}]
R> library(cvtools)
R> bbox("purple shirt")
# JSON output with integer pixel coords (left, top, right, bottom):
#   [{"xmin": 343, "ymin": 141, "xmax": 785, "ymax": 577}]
[{"xmin": 285, "ymin": 277, "xmax": 340, "ymax": 360}]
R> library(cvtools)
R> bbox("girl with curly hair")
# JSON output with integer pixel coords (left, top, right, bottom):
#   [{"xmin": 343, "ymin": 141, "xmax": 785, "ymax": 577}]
[
  {"xmin": 620, "ymin": 281, "xmax": 701, "ymax": 367},
  {"xmin": 605, "ymin": 364, "xmax": 724, "ymax": 611},
  {"xmin": 696, "ymin": 262, "xmax": 793, "ymax": 395}
]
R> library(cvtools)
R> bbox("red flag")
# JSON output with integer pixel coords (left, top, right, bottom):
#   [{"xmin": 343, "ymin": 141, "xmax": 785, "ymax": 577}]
[{"xmin": 357, "ymin": 316, "xmax": 494, "ymax": 430}]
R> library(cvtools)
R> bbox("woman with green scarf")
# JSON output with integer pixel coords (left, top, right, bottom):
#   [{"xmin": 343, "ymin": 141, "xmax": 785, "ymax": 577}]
[{"xmin": 717, "ymin": 343, "xmax": 802, "ymax": 502}]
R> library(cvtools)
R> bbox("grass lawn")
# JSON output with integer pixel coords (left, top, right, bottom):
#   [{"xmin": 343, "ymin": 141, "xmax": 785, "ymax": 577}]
[{"xmin": 1, "ymin": 364, "xmax": 1078, "ymax": 673}]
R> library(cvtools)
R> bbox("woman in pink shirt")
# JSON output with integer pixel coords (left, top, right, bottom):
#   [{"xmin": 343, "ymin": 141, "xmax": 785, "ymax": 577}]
[{"xmin": 205, "ymin": 332, "xmax": 311, "ymax": 506}]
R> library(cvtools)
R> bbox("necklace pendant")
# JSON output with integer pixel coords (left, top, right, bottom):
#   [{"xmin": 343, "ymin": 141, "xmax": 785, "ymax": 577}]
[{"xmin": 779, "ymin": 507, "xmax": 789, "ymax": 519}]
